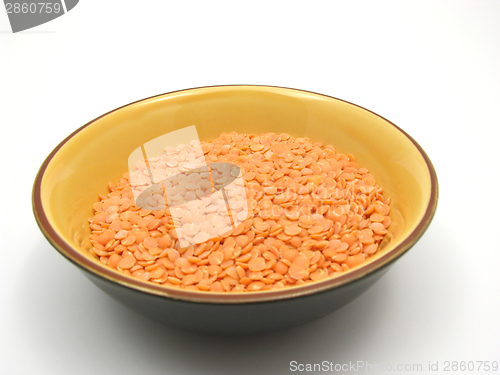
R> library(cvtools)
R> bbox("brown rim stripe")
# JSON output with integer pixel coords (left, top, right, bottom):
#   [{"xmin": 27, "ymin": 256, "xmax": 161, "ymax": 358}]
[{"xmin": 32, "ymin": 85, "xmax": 439, "ymax": 304}]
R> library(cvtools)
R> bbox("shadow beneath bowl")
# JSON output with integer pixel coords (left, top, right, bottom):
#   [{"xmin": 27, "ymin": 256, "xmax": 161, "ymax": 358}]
[{"xmin": 14, "ymin": 238, "xmax": 396, "ymax": 374}]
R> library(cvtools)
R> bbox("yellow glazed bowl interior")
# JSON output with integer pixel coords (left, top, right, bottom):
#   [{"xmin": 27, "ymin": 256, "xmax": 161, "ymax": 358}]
[{"xmin": 34, "ymin": 85, "xmax": 438, "ymax": 303}]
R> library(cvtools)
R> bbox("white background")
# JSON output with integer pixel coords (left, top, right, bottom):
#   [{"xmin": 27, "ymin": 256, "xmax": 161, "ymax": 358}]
[{"xmin": 1, "ymin": 1, "xmax": 499, "ymax": 374}]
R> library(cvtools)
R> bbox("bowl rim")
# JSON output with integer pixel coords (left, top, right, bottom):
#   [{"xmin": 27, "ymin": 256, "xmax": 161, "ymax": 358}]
[{"xmin": 32, "ymin": 84, "xmax": 439, "ymax": 304}]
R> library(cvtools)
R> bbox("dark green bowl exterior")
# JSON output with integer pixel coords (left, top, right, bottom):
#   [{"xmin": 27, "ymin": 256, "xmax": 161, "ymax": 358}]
[{"xmin": 82, "ymin": 264, "xmax": 391, "ymax": 335}]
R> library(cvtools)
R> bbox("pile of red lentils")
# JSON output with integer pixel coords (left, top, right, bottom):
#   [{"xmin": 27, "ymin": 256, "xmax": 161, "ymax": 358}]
[{"xmin": 88, "ymin": 132, "xmax": 391, "ymax": 292}]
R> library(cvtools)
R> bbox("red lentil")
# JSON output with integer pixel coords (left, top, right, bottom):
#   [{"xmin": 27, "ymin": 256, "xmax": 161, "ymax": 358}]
[{"xmin": 88, "ymin": 132, "xmax": 391, "ymax": 292}]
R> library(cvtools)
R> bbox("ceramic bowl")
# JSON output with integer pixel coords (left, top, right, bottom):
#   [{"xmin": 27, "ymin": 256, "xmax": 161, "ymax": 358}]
[{"xmin": 33, "ymin": 85, "xmax": 438, "ymax": 334}]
